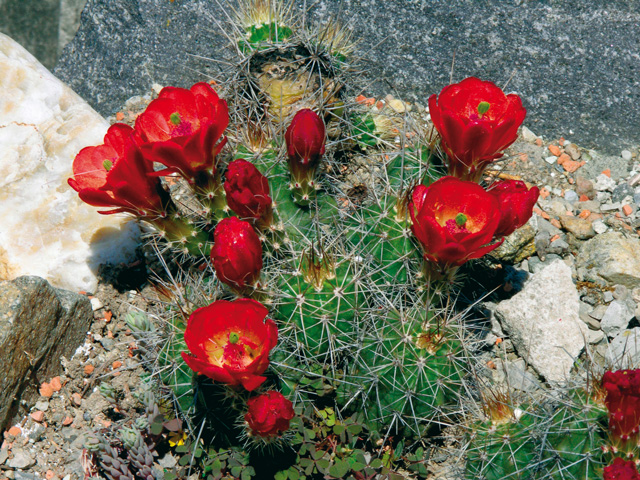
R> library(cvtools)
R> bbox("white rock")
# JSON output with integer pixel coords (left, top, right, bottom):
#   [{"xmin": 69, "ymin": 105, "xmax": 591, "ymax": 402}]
[
  {"xmin": 622, "ymin": 150, "xmax": 633, "ymax": 161},
  {"xmin": 605, "ymin": 328, "xmax": 640, "ymax": 368},
  {"xmin": 592, "ymin": 220, "xmax": 608, "ymax": 234},
  {"xmin": 521, "ymin": 126, "xmax": 539, "ymax": 143},
  {"xmin": 0, "ymin": 33, "xmax": 140, "ymax": 292},
  {"xmin": 594, "ymin": 173, "xmax": 617, "ymax": 192},
  {"xmin": 600, "ymin": 300, "xmax": 634, "ymax": 338},
  {"xmin": 494, "ymin": 260, "xmax": 588, "ymax": 384}
]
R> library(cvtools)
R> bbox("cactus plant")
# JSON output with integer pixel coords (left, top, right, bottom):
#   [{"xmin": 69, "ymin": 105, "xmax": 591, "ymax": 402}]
[{"xmin": 70, "ymin": 1, "xmax": 617, "ymax": 479}]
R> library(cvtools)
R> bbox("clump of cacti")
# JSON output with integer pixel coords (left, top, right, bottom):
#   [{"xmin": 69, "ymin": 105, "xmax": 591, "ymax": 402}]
[{"xmin": 70, "ymin": 1, "xmax": 640, "ymax": 478}]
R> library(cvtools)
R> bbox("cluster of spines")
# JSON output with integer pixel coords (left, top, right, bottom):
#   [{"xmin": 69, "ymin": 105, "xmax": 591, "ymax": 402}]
[{"xmin": 462, "ymin": 377, "xmax": 609, "ymax": 480}]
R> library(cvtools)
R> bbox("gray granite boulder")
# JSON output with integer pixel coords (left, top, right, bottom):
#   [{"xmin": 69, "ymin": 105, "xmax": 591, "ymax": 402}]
[
  {"xmin": 54, "ymin": 0, "xmax": 640, "ymax": 154},
  {"xmin": 494, "ymin": 260, "xmax": 587, "ymax": 384},
  {"xmin": 0, "ymin": 276, "xmax": 92, "ymax": 432}
]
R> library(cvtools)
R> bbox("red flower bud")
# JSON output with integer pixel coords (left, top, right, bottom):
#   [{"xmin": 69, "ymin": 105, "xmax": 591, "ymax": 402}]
[
  {"xmin": 604, "ymin": 457, "xmax": 640, "ymax": 480},
  {"xmin": 134, "ymin": 82, "xmax": 229, "ymax": 182},
  {"xmin": 181, "ymin": 299, "xmax": 277, "ymax": 391},
  {"xmin": 486, "ymin": 180, "xmax": 539, "ymax": 236},
  {"xmin": 223, "ymin": 159, "xmax": 272, "ymax": 225},
  {"xmin": 428, "ymin": 77, "xmax": 526, "ymax": 181},
  {"xmin": 284, "ymin": 109, "xmax": 326, "ymax": 181},
  {"xmin": 603, "ymin": 369, "xmax": 640, "ymax": 443},
  {"xmin": 245, "ymin": 391, "xmax": 295, "ymax": 438},
  {"xmin": 211, "ymin": 217, "xmax": 263, "ymax": 290},
  {"xmin": 409, "ymin": 176, "xmax": 503, "ymax": 268},
  {"xmin": 68, "ymin": 123, "xmax": 168, "ymax": 218}
]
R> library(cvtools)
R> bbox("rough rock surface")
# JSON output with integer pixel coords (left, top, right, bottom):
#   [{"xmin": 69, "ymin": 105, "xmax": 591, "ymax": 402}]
[
  {"xmin": 0, "ymin": 33, "xmax": 140, "ymax": 292},
  {"xmin": 54, "ymin": 0, "xmax": 640, "ymax": 154},
  {"xmin": 606, "ymin": 328, "xmax": 640, "ymax": 369},
  {"xmin": 575, "ymin": 232, "xmax": 640, "ymax": 288},
  {"xmin": 0, "ymin": 276, "xmax": 92, "ymax": 432},
  {"xmin": 494, "ymin": 260, "xmax": 587, "ymax": 384}
]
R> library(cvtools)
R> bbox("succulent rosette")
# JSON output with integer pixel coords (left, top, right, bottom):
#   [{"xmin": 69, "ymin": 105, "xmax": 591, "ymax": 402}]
[
  {"xmin": 409, "ymin": 176, "xmax": 503, "ymax": 268},
  {"xmin": 486, "ymin": 179, "xmax": 539, "ymax": 236},
  {"xmin": 245, "ymin": 391, "xmax": 295, "ymax": 438},
  {"xmin": 429, "ymin": 76, "xmax": 526, "ymax": 181},
  {"xmin": 68, "ymin": 123, "xmax": 169, "ymax": 217},
  {"xmin": 223, "ymin": 159, "xmax": 273, "ymax": 226},
  {"xmin": 211, "ymin": 216, "xmax": 263, "ymax": 290},
  {"xmin": 603, "ymin": 369, "xmax": 640, "ymax": 442},
  {"xmin": 181, "ymin": 299, "xmax": 278, "ymax": 391},
  {"xmin": 604, "ymin": 457, "xmax": 640, "ymax": 480},
  {"xmin": 134, "ymin": 82, "xmax": 229, "ymax": 183},
  {"xmin": 284, "ymin": 108, "xmax": 326, "ymax": 181}
]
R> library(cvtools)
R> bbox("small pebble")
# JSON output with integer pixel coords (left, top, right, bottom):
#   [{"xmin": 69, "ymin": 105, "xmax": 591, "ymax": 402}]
[
  {"xmin": 50, "ymin": 377, "xmax": 62, "ymax": 392},
  {"xmin": 545, "ymin": 156, "xmax": 557, "ymax": 165},
  {"xmin": 588, "ymin": 329, "xmax": 605, "ymax": 344},
  {"xmin": 592, "ymin": 219, "xmax": 608, "ymax": 234},
  {"xmin": 564, "ymin": 190, "xmax": 579, "ymax": 203},
  {"xmin": 565, "ymin": 143, "xmax": 581, "ymax": 160},
  {"xmin": 71, "ymin": 393, "xmax": 82, "ymax": 406},
  {"xmin": 600, "ymin": 202, "xmax": 621, "ymax": 212},
  {"xmin": 30, "ymin": 411, "xmax": 44, "ymax": 423},
  {"xmin": 521, "ymin": 126, "xmax": 539, "ymax": 142},
  {"xmin": 39, "ymin": 383, "xmax": 53, "ymax": 398},
  {"xmin": 62, "ymin": 416, "xmax": 73, "ymax": 426},
  {"xmin": 83, "ymin": 365, "xmax": 95, "ymax": 375},
  {"xmin": 603, "ymin": 291, "xmax": 615, "ymax": 303},
  {"xmin": 622, "ymin": 150, "xmax": 633, "ymax": 161},
  {"xmin": 90, "ymin": 297, "xmax": 103, "ymax": 311}
]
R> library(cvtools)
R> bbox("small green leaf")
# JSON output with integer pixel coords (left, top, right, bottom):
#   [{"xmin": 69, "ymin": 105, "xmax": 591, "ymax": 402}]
[
  {"xmin": 329, "ymin": 460, "xmax": 351, "ymax": 478},
  {"xmin": 333, "ymin": 424, "xmax": 345, "ymax": 435},
  {"xmin": 347, "ymin": 424, "xmax": 362, "ymax": 435},
  {"xmin": 288, "ymin": 467, "xmax": 300, "ymax": 480},
  {"xmin": 231, "ymin": 466, "xmax": 242, "ymax": 477}
]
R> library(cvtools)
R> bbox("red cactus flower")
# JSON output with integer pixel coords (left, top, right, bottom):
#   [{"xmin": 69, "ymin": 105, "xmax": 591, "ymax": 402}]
[
  {"xmin": 245, "ymin": 391, "xmax": 295, "ymax": 438},
  {"xmin": 223, "ymin": 159, "xmax": 272, "ymax": 225},
  {"xmin": 134, "ymin": 82, "xmax": 228, "ymax": 183},
  {"xmin": 68, "ymin": 123, "xmax": 168, "ymax": 217},
  {"xmin": 429, "ymin": 77, "xmax": 526, "ymax": 181},
  {"xmin": 181, "ymin": 299, "xmax": 278, "ymax": 391},
  {"xmin": 284, "ymin": 108, "xmax": 326, "ymax": 181},
  {"xmin": 486, "ymin": 180, "xmax": 540, "ymax": 236},
  {"xmin": 409, "ymin": 176, "xmax": 503, "ymax": 268},
  {"xmin": 211, "ymin": 217, "xmax": 263, "ymax": 290},
  {"xmin": 603, "ymin": 369, "xmax": 640, "ymax": 442},
  {"xmin": 604, "ymin": 457, "xmax": 640, "ymax": 480}
]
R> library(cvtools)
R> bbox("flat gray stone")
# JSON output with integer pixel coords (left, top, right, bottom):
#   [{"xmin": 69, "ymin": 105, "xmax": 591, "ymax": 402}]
[
  {"xmin": 601, "ymin": 300, "xmax": 635, "ymax": 338},
  {"xmin": 6, "ymin": 449, "xmax": 35, "ymax": 469},
  {"xmin": 576, "ymin": 232, "xmax": 640, "ymax": 288},
  {"xmin": 494, "ymin": 260, "xmax": 587, "ymax": 383},
  {"xmin": 606, "ymin": 328, "xmax": 640, "ymax": 368},
  {"xmin": 0, "ymin": 276, "xmax": 92, "ymax": 431},
  {"xmin": 53, "ymin": 0, "xmax": 640, "ymax": 154}
]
